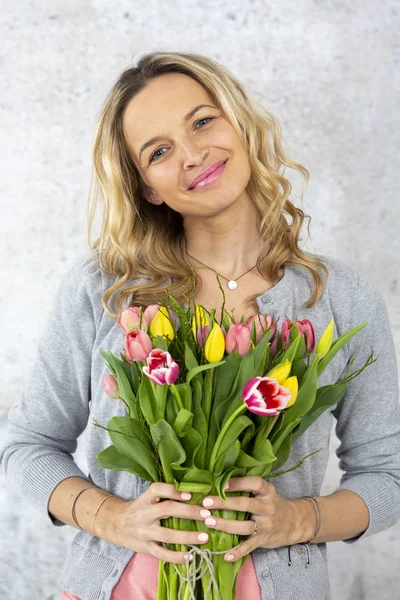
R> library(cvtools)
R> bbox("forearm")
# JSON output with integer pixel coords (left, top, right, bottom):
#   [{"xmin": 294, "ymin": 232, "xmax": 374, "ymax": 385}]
[
  {"xmin": 48, "ymin": 476, "xmax": 125, "ymax": 544},
  {"xmin": 292, "ymin": 489, "xmax": 370, "ymax": 544}
]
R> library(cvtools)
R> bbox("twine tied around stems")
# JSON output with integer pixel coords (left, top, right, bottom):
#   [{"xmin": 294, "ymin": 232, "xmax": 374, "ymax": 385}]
[{"xmin": 171, "ymin": 543, "xmax": 242, "ymax": 600}]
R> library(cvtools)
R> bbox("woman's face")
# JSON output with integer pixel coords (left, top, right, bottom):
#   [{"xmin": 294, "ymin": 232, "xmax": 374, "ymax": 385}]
[{"xmin": 122, "ymin": 72, "xmax": 252, "ymax": 218}]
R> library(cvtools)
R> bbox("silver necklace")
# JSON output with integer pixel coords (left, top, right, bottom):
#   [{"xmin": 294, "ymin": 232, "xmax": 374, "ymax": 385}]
[{"xmin": 185, "ymin": 251, "xmax": 269, "ymax": 290}]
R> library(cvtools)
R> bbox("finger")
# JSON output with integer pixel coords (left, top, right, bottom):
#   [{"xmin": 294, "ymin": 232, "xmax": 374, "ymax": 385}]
[
  {"xmin": 146, "ymin": 482, "xmax": 193, "ymax": 504},
  {"xmin": 203, "ymin": 515, "xmax": 256, "ymax": 537},
  {"xmin": 202, "ymin": 494, "xmax": 262, "ymax": 514},
  {"xmin": 224, "ymin": 536, "xmax": 260, "ymax": 563},
  {"xmin": 146, "ymin": 541, "xmax": 194, "ymax": 565},
  {"xmin": 153, "ymin": 500, "xmax": 212, "ymax": 521},
  {"xmin": 225, "ymin": 476, "xmax": 273, "ymax": 496},
  {"xmin": 153, "ymin": 526, "xmax": 210, "ymax": 547}
]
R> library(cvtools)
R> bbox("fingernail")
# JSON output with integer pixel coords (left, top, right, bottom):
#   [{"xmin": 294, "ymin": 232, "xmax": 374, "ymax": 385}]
[
  {"xmin": 203, "ymin": 497, "xmax": 214, "ymax": 507},
  {"xmin": 200, "ymin": 509, "xmax": 211, "ymax": 518},
  {"xmin": 198, "ymin": 533, "xmax": 209, "ymax": 542},
  {"xmin": 224, "ymin": 482, "xmax": 230, "ymax": 490},
  {"xmin": 226, "ymin": 554, "xmax": 235, "ymax": 561},
  {"xmin": 205, "ymin": 517, "xmax": 216, "ymax": 527},
  {"xmin": 181, "ymin": 492, "xmax": 192, "ymax": 500},
  {"xmin": 184, "ymin": 553, "xmax": 193, "ymax": 561}
]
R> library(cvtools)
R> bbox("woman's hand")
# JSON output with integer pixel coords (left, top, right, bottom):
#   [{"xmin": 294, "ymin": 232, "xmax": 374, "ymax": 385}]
[
  {"xmin": 200, "ymin": 476, "xmax": 312, "ymax": 563},
  {"xmin": 96, "ymin": 482, "xmax": 213, "ymax": 564}
]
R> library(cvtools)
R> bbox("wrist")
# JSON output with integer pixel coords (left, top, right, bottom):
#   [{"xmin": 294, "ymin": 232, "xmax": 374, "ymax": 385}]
[
  {"xmin": 289, "ymin": 498, "xmax": 317, "ymax": 545},
  {"xmin": 94, "ymin": 495, "xmax": 127, "ymax": 544}
]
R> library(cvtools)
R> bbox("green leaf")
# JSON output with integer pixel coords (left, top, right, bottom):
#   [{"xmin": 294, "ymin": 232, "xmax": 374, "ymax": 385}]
[
  {"xmin": 179, "ymin": 425, "xmax": 204, "ymax": 468},
  {"xmin": 292, "ymin": 382, "xmax": 348, "ymax": 442},
  {"xmin": 278, "ymin": 355, "xmax": 319, "ymax": 424},
  {"xmin": 317, "ymin": 322, "xmax": 367, "ymax": 376},
  {"xmin": 192, "ymin": 375, "xmax": 207, "ymax": 469},
  {"xmin": 100, "ymin": 350, "xmax": 138, "ymax": 418},
  {"xmin": 253, "ymin": 330, "xmax": 272, "ymax": 376},
  {"xmin": 150, "ymin": 420, "xmax": 186, "ymax": 483},
  {"xmin": 215, "ymin": 468, "xmax": 237, "ymax": 501},
  {"xmin": 184, "ymin": 342, "xmax": 199, "ymax": 371},
  {"xmin": 212, "ymin": 351, "xmax": 242, "ymax": 404},
  {"xmin": 155, "ymin": 335, "xmax": 168, "ymax": 351},
  {"xmin": 175, "ymin": 467, "xmax": 213, "ymax": 496},
  {"xmin": 138, "ymin": 375, "xmax": 158, "ymax": 424},
  {"xmin": 107, "ymin": 416, "xmax": 159, "ymax": 481},
  {"xmin": 270, "ymin": 432, "xmax": 293, "ymax": 472},
  {"xmin": 173, "ymin": 408, "xmax": 194, "ymax": 437},
  {"xmin": 96, "ymin": 445, "xmax": 155, "ymax": 481},
  {"xmin": 291, "ymin": 357, "xmax": 307, "ymax": 385},
  {"xmin": 214, "ymin": 440, "xmax": 241, "ymax": 476},
  {"xmin": 280, "ymin": 332, "xmax": 302, "ymax": 363},
  {"xmin": 186, "ymin": 361, "xmax": 225, "ymax": 384},
  {"xmin": 214, "ymin": 415, "xmax": 255, "ymax": 462}
]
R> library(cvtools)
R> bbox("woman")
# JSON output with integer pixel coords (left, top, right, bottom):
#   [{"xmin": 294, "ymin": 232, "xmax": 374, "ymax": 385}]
[{"xmin": 1, "ymin": 51, "xmax": 399, "ymax": 600}]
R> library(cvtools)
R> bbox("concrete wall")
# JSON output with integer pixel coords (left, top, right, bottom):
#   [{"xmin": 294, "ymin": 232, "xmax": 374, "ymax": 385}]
[{"xmin": 1, "ymin": 1, "xmax": 399, "ymax": 598}]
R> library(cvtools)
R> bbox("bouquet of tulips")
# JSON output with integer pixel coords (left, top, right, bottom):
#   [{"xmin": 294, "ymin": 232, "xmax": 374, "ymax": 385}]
[{"xmin": 96, "ymin": 281, "xmax": 376, "ymax": 600}]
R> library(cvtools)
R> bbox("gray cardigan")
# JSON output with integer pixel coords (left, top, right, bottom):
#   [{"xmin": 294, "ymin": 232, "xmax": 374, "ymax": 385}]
[{"xmin": 1, "ymin": 252, "xmax": 400, "ymax": 600}]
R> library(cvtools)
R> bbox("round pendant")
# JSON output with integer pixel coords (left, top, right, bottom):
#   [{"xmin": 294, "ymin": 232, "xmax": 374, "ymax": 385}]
[{"xmin": 227, "ymin": 280, "xmax": 238, "ymax": 290}]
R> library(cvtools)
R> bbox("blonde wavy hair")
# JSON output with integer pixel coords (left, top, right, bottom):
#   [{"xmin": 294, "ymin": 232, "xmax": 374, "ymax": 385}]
[{"xmin": 88, "ymin": 50, "xmax": 328, "ymax": 319}]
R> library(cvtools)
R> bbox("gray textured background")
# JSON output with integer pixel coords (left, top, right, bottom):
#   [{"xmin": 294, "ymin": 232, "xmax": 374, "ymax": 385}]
[{"xmin": 1, "ymin": 1, "xmax": 399, "ymax": 598}]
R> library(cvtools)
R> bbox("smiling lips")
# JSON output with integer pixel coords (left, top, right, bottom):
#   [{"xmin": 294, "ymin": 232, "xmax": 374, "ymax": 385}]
[{"xmin": 189, "ymin": 159, "xmax": 228, "ymax": 190}]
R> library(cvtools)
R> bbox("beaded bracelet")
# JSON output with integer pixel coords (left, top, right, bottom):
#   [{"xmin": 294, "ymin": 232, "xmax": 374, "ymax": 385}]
[
  {"xmin": 71, "ymin": 487, "xmax": 95, "ymax": 530},
  {"xmin": 300, "ymin": 496, "xmax": 322, "ymax": 544},
  {"xmin": 92, "ymin": 495, "xmax": 115, "ymax": 538}
]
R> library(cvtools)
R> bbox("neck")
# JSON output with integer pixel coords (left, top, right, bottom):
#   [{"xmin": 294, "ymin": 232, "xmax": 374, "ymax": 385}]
[{"xmin": 183, "ymin": 193, "xmax": 265, "ymax": 276}]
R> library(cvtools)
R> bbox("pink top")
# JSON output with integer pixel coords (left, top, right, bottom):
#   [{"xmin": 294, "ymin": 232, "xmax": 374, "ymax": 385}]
[{"xmin": 60, "ymin": 551, "xmax": 261, "ymax": 600}]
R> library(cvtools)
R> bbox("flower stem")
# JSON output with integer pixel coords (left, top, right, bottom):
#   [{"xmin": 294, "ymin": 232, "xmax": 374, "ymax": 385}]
[
  {"xmin": 253, "ymin": 414, "xmax": 279, "ymax": 453},
  {"xmin": 170, "ymin": 383, "xmax": 184, "ymax": 411},
  {"xmin": 208, "ymin": 403, "xmax": 247, "ymax": 472}
]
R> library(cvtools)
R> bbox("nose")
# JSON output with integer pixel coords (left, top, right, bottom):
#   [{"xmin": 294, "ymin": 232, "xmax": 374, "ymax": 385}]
[{"xmin": 180, "ymin": 137, "xmax": 209, "ymax": 169}]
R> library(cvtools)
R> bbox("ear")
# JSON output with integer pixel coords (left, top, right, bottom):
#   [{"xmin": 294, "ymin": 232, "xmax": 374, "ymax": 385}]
[{"xmin": 143, "ymin": 186, "xmax": 163, "ymax": 205}]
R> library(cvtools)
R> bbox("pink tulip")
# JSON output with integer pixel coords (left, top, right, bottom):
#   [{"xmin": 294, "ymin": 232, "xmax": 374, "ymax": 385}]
[
  {"xmin": 270, "ymin": 337, "xmax": 278, "ymax": 359},
  {"xmin": 242, "ymin": 376, "xmax": 291, "ymax": 416},
  {"xmin": 117, "ymin": 307, "xmax": 148, "ymax": 334},
  {"xmin": 143, "ymin": 348, "xmax": 179, "ymax": 385},
  {"xmin": 143, "ymin": 304, "xmax": 161, "ymax": 326},
  {"xmin": 225, "ymin": 323, "xmax": 252, "ymax": 357},
  {"xmin": 197, "ymin": 324, "xmax": 210, "ymax": 349},
  {"xmin": 102, "ymin": 374, "xmax": 120, "ymax": 398},
  {"xmin": 281, "ymin": 319, "xmax": 315, "ymax": 352},
  {"xmin": 144, "ymin": 304, "xmax": 179, "ymax": 329},
  {"xmin": 124, "ymin": 330, "xmax": 153, "ymax": 363},
  {"xmin": 246, "ymin": 314, "xmax": 277, "ymax": 344}
]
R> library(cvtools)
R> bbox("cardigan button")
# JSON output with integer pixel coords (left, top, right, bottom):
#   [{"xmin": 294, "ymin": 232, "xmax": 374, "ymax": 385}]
[{"xmin": 262, "ymin": 570, "xmax": 270, "ymax": 579}]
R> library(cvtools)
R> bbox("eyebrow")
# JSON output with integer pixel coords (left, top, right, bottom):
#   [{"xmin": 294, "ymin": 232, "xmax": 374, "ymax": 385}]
[{"xmin": 138, "ymin": 104, "xmax": 217, "ymax": 162}]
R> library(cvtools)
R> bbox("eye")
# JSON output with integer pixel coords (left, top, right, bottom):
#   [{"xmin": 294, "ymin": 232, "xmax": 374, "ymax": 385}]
[
  {"xmin": 195, "ymin": 116, "xmax": 213, "ymax": 128},
  {"xmin": 148, "ymin": 117, "xmax": 214, "ymax": 164},
  {"xmin": 149, "ymin": 147, "xmax": 167, "ymax": 163}
]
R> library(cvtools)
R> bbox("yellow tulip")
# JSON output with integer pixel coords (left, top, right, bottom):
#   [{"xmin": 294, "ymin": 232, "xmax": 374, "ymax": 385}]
[
  {"xmin": 283, "ymin": 376, "xmax": 298, "ymax": 407},
  {"xmin": 316, "ymin": 318, "xmax": 334, "ymax": 359},
  {"xmin": 204, "ymin": 323, "xmax": 225, "ymax": 363},
  {"xmin": 192, "ymin": 305, "xmax": 210, "ymax": 340},
  {"xmin": 149, "ymin": 307, "xmax": 175, "ymax": 342},
  {"xmin": 267, "ymin": 360, "xmax": 292, "ymax": 384}
]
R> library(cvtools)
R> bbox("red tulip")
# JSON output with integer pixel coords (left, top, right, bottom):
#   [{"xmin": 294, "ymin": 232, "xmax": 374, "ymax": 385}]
[
  {"xmin": 281, "ymin": 319, "xmax": 315, "ymax": 352},
  {"xmin": 225, "ymin": 323, "xmax": 252, "ymax": 357},
  {"xmin": 143, "ymin": 348, "xmax": 179, "ymax": 385},
  {"xmin": 124, "ymin": 330, "xmax": 153, "ymax": 363},
  {"xmin": 242, "ymin": 376, "xmax": 291, "ymax": 416},
  {"xmin": 245, "ymin": 313, "xmax": 276, "ymax": 344}
]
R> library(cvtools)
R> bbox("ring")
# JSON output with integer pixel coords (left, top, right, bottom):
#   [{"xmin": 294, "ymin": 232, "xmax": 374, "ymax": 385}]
[{"xmin": 252, "ymin": 520, "xmax": 258, "ymax": 535}]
